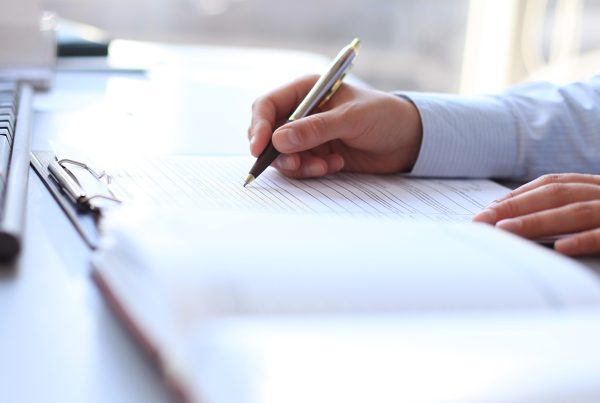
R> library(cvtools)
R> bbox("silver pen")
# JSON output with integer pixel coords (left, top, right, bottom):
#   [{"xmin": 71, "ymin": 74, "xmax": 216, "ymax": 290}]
[{"xmin": 244, "ymin": 38, "xmax": 361, "ymax": 187}]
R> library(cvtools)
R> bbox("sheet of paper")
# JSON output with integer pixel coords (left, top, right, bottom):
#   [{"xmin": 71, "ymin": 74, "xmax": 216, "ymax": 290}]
[
  {"xmin": 93, "ymin": 208, "xmax": 600, "ymax": 359},
  {"xmin": 105, "ymin": 156, "xmax": 508, "ymax": 222}
]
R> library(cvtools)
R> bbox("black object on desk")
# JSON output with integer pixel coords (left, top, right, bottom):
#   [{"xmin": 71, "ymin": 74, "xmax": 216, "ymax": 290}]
[{"xmin": 57, "ymin": 22, "xmax": 111, "ymax": 57}]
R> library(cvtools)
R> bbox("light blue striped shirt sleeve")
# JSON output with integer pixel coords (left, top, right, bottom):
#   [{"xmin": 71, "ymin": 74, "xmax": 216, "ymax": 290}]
[{"xmin": 401, "ymin": 75, "xmax": 600, "ymax": 181}]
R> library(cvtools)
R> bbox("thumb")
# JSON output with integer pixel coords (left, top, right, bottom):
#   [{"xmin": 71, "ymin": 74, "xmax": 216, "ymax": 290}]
[{"xmin": 271, "ymin": 109, "xmax": 353, "ymax": 153}]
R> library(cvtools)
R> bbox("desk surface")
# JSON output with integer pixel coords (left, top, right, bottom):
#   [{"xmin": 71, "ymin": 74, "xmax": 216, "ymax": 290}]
[
  {"xmin": 2, "ymin": 41, "xmax": 600, "ymax": 403},
  {"xmin": 0, "ymin": 41, "xmax": 334, "ymax": 403}
]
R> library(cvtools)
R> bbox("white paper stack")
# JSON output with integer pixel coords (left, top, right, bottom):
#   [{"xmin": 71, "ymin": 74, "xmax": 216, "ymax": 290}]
[{"xmin": 92, "ymin": 206, "xmax": 600, "ymax": 403}]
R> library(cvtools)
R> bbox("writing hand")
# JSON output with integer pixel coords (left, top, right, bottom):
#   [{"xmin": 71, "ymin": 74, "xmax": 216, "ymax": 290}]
[
  {"xmin": 473, "ymin": 173, "xmax": 600, "ymax": 256},
  {"xmin": 248, "ymin": 75, "xmax": 423, "ymax": 178}
]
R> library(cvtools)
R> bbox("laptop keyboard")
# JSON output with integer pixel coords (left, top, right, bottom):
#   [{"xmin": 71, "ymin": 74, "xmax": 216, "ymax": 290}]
[
  {"xmin": 0, "ymin": 82, "xmax": 17, "ymax": 190},
  {"xmin": 0, "ymin": 80, "xmax": 33, "ymax": 261}
]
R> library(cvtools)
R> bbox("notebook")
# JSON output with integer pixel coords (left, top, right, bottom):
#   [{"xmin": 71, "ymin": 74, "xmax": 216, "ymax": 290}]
[{"xmin": 92, "ymin": 207, "xmax": 600, "ymax": 403}]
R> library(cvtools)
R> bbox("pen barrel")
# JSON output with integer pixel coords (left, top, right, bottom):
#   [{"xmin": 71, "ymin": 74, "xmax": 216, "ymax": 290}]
[
  {"xmin": 249, "ymin": 140, "xmax": 280, "ymax": 180},
  {"xmin": 290, "ymin": 45, "xmax": 357, "ymax": 121}
]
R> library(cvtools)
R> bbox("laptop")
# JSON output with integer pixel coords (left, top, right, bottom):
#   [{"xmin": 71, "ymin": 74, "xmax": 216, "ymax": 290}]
[{"xmin": 0, "ymin": 0, "xmax": 55, "ymax": 260}]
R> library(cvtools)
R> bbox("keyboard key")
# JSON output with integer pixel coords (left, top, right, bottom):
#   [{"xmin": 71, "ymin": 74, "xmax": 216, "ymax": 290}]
[
  {"xmin": 0, "ymin": 123, "xmax": 12, "ymax": 142},
  {"xmin": 0, "ymin": 82, "xmax": 17, "ymax": 92},
  {"xmin": 0, "ymin": 98, "xmax": 15, "ymax": 108},
  {"xmin": 0, "ymin": 128, "xmax": 9, "ymax": 142},
  {"xmin": 0, "ymin": 135, "xmax": 10, "ymax": 184},
  {"xmin": 0, "ymin": 93, "xmax": 15, "ymax": 102},
  {"xmin": 0, "ymin": 115, "xmax": 14, "ymax": 133},
  {"xmin": 0, "ymin": 108, "xmax": 14, "ymax": 127},
  {"xmin": 0, "ymin": 110, "xmax": 14, "ymax": 118}
]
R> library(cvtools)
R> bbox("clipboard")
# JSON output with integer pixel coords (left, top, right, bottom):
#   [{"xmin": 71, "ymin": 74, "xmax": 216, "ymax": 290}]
[{"xmin": 30, "ymin": 151, "xmax": 120, "ymax": 249}]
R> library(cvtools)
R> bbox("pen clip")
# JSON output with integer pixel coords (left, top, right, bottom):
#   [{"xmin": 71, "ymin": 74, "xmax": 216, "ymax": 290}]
[
  {"xmin": 317, "ymin": 50, "xmax": 356, "ymax": 109},
  {"xmin": 59, "ymin": 158, "xmax": 109, "ymax": 183},
  {"xmin": 318, "ymin": 71, "xmax": 351, "ymax": 108}
]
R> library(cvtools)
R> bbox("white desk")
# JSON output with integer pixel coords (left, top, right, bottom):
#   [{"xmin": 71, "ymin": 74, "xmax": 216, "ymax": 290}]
[{"xmin": 0, "ymin": 41, "xmax": 333, "ymax": 403}]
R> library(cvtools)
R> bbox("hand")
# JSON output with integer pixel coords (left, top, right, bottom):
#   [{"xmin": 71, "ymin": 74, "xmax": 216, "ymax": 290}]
[
  {"xmin": 248, "ymin": 75, "xmax": 423, "ymax": 178},
  {"xmin": 472, "ymin": 173, "xmax": 600, "ymax": 256}
]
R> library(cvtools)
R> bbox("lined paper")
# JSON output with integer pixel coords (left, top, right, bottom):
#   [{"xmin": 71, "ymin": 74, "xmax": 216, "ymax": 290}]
[{"xmin": 107, "ymin": 156, "xmax": 508, "ymax": 222}]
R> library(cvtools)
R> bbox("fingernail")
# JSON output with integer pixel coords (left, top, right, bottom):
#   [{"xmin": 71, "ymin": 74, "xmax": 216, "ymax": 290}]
[
  {"xmin": 473, "ymin": 208, "xmax": 497, "ymax": 224},
  {"xmin": 249, "ymin": 134, "xmax": 257, "ymax": 146},
  {"xmin": 277, "ymin": 129, "xmax": 300, "ymax": 148},
  {"xmin": 277, "ymin": 155, "xmax": 295, "ymax": 170},
  {"xmin": 555, "ymin": 238, "xmax": 577, "ymax": 253},
  {"xmin": 329, "ymin": 155, "xmax": 344, "ymax": 172},
  {"xmin": 303, "ymin": 163, "xmax": 324, "ymax": 177},
  {"xmin": 496, "ymin": 218, "xmax": 522, "ymax": 233}
]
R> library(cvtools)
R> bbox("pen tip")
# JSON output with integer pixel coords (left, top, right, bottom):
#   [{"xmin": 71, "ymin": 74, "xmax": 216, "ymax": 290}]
[{"xmin": 244, "ymin": 174, "xmax": 255, "ymax": 187}]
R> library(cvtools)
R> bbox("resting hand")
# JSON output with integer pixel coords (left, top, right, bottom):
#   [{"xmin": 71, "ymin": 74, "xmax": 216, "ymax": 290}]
[
  {"xmin": 473, "ymin": 173, "xmax": 600, "ymax": 256},
  {"xmin": 248, "ymin": 75, "xmax": 423, "ymax": 178}
]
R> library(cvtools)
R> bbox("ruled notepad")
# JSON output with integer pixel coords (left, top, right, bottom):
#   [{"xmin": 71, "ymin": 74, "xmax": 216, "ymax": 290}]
[{"xmin": 104, "ymin": 155, "xmax": 509, "ymax": 222}]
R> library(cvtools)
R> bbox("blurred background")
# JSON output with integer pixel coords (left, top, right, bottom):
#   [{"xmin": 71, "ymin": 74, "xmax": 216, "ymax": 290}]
[{"xmin": 41, "ymin": 0, "xmax": 600, "ymax": 93}]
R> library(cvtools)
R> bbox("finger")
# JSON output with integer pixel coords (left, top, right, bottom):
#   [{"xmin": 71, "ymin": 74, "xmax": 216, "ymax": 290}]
[
  {"xmin": 275, "ymin": 153, "xmax": 344, "ymax": 179},
  {"xmin": 249, "ymin": 76, "xmax": 320, "ymax": 156},
  {"xmin": 309, "ymin": 142, "xmax": 334, "ymax": 158},
  {"xmin": 493, "ymin": 173, "xmax": 600, "ymax": 204},
  {"xmin": 271, "ymin": 107, "xmax": 356, "ymax": 154},
  {"xmin": 276, "ymin": 157, "xmax": 326, "ymax": 179},
  {"xmin": 249, "ymin": 75, "xmax": 319, "ymax": 134},
  {"xmin": 249, "ymin": 117, "xmax": 308, "ymax": 157},
  {"xmin": 495, "ymin": 200, "xmax": 600, "ymax": 239},
  {"xmin": 271, "ymin": 153, "xmax": 300, "ymax": 171},
  {"xmin": 249, "ymin": 119, "xmax": 275, "ymax": 157},
  {"xmin": 555, "ymin": 228, "xmax": 600, "ymax": 256},
  {"xmin": 473, "ymin": 183, "xmax": 600, "ymax": 224},
  {"xmin": 249, "ymin": 95, "xmax": 275, "ymax": 144},
  {"xmin": 323, "ymin": 153, "xmax": 345, "ymax": 174}
]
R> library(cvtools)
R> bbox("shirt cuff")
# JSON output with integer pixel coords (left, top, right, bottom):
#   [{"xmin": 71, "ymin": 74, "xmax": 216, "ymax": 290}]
[{"xmin": 398, "ymin": 91, "xmax": 520, "ymax": 178}]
